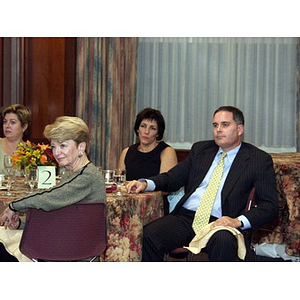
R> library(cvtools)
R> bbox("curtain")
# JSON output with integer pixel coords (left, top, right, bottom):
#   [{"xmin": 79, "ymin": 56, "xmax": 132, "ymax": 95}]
[
  {"xmin": 297, "ymin": 38, "xmax": 300, "ymax": 151},
  {"xmin": 136, "ymin": 37, "xmax": 298, "ymax": 152},
  {"xmin": 76, "ymin": 37, "xmax": 138, "ymax": 169}
]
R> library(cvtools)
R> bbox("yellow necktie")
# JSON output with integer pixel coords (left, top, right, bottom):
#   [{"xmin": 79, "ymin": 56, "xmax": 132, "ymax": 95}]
[{"xmin": 192, "ymin": 152, "xmax": 227, "ymax": 234}]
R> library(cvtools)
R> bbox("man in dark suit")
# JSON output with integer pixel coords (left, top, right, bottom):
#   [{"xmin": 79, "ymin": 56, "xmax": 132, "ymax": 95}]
[{"xmin": 127, "ymin": 106, "xmax": 278, "ymax": 261}]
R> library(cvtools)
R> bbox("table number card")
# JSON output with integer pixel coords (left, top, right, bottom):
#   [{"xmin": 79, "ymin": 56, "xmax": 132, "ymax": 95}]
[{"xmin": 37, "ymin": 166, "xmax": 56, "ymax": 189}]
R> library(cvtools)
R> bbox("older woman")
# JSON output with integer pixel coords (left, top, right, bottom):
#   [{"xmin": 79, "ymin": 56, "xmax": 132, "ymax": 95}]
[
  {"xmin": 118, "ymin": 107, "xmax": 178, "ymax": 181},
  {"xmin": 0, "ymin": 116, "xmax": 106, "ymax": 261},
  {"xmin": 0, "ymin": 104, "xmax": 32, "ymax": 171}
]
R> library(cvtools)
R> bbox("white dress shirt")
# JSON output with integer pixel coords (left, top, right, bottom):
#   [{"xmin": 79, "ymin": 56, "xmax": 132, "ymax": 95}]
[{"xmin": 143, "ymin": 144, "xmax": 251, "ymax": 230}]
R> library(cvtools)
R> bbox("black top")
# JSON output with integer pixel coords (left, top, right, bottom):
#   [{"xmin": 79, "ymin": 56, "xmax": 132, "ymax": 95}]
[{"xmin": 125, "ymin": 141, "xmax": 170, "ymax": 181}]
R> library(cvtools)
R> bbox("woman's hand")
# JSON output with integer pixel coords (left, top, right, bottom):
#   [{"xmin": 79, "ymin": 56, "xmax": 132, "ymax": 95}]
[
  {"xmin": 0, "ymin": 207, "xmax": 19, "ymax": 229},
  {"xmin": 8, "ymin": 212, "xmax": 20, "ymax": 229}
]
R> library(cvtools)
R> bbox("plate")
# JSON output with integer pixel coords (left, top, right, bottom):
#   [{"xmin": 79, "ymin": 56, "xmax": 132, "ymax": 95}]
[{"xmin": 0, "ymin": 185, "xmax": 7, "ymax": 190}]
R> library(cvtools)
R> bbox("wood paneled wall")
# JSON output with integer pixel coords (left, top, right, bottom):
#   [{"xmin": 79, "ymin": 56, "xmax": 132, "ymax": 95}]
[{"xmin": 0, "ymin": 37, "xmax": 76, "ymax": 143}]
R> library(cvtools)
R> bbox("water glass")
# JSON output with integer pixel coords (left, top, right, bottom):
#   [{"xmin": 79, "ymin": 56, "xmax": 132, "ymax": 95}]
[
  {"xmin": 113, "ymin": 169, "xmax": 126, "ymax": 196},
  {"xmin": 103, "ymin": 170, "xmax": 114, "ymax": 185},
  {"xmin": 3, "ymin": 168, "xmax": 15, "ymax": 196},
  {"xmin": 0, "ymin": 173, "xmax": 4, "ymax": 187},
  {"xmin": 27, "ymin": 168, "xmax": 38, "ymax": 193}
]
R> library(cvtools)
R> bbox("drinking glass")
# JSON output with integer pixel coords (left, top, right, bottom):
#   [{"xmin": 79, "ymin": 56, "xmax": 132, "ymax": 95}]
[
  {"xmin": 0, "ymin": 173, "xmax": 5, "ymax": 187},
  {"xmin": 4, "ymin": 155, "xmax": 14, "ymax": 170},
  {"xmin": 28, "ymin": 168, "xmax": 38, "ymax": 193},
  {"xmin": 103, "ymin": 169, "xmax": 114, "ymax": 185},
  {"xmin": 24, "ymin": 168, "xmax": 29, "ymax": 184},
  {"xmin": 3, "ymin": 155, "xmax": 15, "ymax": 196},
  {"xmin": 113, "ymin": 169, "xmax": 126, "ymax": 196}
]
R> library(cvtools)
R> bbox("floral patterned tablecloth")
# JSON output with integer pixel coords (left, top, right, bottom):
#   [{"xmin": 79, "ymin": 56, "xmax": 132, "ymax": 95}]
[
  {"xmin": 0, "ymin": 180, "xmax": 164, "ymax": 262},
  {"xmin": 103, "ymin": 191, "xmax": 164, "ymax": 261},
  {"xmin": 254, "ymin": 153, "xmax": 300, "ymax": 256}
]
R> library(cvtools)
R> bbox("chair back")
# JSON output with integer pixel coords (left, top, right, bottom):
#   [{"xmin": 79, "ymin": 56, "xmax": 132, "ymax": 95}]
[
  {"xmin": 245, "ymin": 187, "xmax": 256, "ymax": 212},
  {"xmin": 19, "ymin": 201, "xmax": 107, "ymax": 261}
]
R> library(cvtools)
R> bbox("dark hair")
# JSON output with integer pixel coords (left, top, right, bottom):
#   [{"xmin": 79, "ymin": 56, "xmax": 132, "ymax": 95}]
[
  {"xmin": 134, "ymin": 108, "xmax": 165, "ymax": 140},
  {"xmin": 213, "ymin": 106, "xmax": 245, "ymax": 125}
]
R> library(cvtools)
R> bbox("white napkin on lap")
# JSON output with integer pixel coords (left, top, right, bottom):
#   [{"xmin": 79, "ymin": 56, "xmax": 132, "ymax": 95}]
[
  {"xmin": 0, "ymin": 227, "xmax": 31, "ymax": 262},
  {"xmin": 184, "ymin": 221, "xmax": 246, "ymax": 260}
]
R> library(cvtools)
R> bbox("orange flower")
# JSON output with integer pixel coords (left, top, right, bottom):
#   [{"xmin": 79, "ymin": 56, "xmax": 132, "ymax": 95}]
[
  {"xmin": 38, "ymin": 143, "xmax": 50, "ymax": 152},
  {"xmin": 11, "ymin": 154, "xmax": 22, "ymax": 163},
  {"xmin": 11, "ymin": 140, "xmax": 57, "ymax": 169},
  {"xmin": 40, "ymin": 154, "xmax": 48, "ymax": 164}
]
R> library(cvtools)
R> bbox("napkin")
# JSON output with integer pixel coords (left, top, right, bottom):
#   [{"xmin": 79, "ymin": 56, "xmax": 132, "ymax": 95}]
[
  {"xmin": 183, "ymin": 221, "xmax": 246, "ymax": 260},
  {"xmin": 0, "ymin": 227, "xmax": 31, "ymax": 262},
  {"xmin": 106, "ymin": 185, "xmax": 117, "ymax": 193}
]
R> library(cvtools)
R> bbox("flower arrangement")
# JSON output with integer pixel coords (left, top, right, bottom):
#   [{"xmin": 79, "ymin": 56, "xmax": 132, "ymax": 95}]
[{"xmin": 11, "ymin": 140, "xmax": 57, "ymax": 169}]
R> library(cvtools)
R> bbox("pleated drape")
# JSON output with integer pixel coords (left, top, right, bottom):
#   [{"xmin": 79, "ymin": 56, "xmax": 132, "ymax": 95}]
[
  {"xmin": 76, "ymin": 37, "xmax": 138, "ymax": 169},
  {"xmin": 136, "ymin": 37, "xmax": 298, "ymax": 152}
]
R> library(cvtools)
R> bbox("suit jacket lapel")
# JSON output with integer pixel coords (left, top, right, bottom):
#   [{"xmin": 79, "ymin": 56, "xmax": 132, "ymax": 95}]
[
  {"xmin": 173, "ymin": 143, "xmax": 218, "ymax": 212},
  {"xmin": 221, "ymin": 143, "xmax": 250, "ymax": 201},
  {"xmin": 191, "ymin": 147, "xmax": 218, "ymax": 190}
]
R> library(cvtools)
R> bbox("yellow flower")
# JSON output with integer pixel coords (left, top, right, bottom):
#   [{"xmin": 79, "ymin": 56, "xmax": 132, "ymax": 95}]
[{"xmin": 11, "ymin": 140, "xmax": 57, "ymax": 169}]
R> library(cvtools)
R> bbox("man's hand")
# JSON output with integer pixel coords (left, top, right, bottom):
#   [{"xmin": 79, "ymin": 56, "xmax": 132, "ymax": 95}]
[
  {"xmin": 126, "ymin": 180, "xmax": 147, "ymax": 194},
  {"xmin": 211, "ymin": 216, "xmax": 242, "ymax": 229}
]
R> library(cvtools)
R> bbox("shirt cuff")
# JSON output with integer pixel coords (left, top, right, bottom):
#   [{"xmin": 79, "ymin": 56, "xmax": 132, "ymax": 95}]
[
  {"xmin": 138, "ymin": 179, "xmax": 155, "ymax": 192},
  {"xmin": 238, "ymin": 215, "xmax": 251, "ymax": 230}
]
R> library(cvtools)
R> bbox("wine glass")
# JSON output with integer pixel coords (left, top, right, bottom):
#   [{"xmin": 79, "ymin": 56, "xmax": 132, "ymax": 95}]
[
  {"xmin": 113, "ymin": 169, "xmax": 126, "ymax": 196},
  {"xmin": 3, "ymin": 170, "xmax": 15, "ymax": 196},
  {"xmin": 3, "ymin": 155, "xmax": 15, "ymax": 196},
  {"xmin": 28, "ymin": 168, "xmax": 38, "ymax": 193},
  {"xmin": 4, "ymin": 155, "xmax": 14, "ymax": 170}
]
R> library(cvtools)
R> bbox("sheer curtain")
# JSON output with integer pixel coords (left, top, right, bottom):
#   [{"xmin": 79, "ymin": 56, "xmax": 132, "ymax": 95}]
[{"xmin": 136, "ymin": 37, "xmax": 298, "ymax": 152}]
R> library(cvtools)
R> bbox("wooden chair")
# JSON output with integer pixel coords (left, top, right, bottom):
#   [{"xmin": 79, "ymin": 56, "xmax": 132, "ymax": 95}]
[
  {"xmin": 165, "ymin": 187, "xmax": 256, "ymax": 261},
  {"xmin": 19, "ymin": 201, "xmax": 107, "ymax": 262}
]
